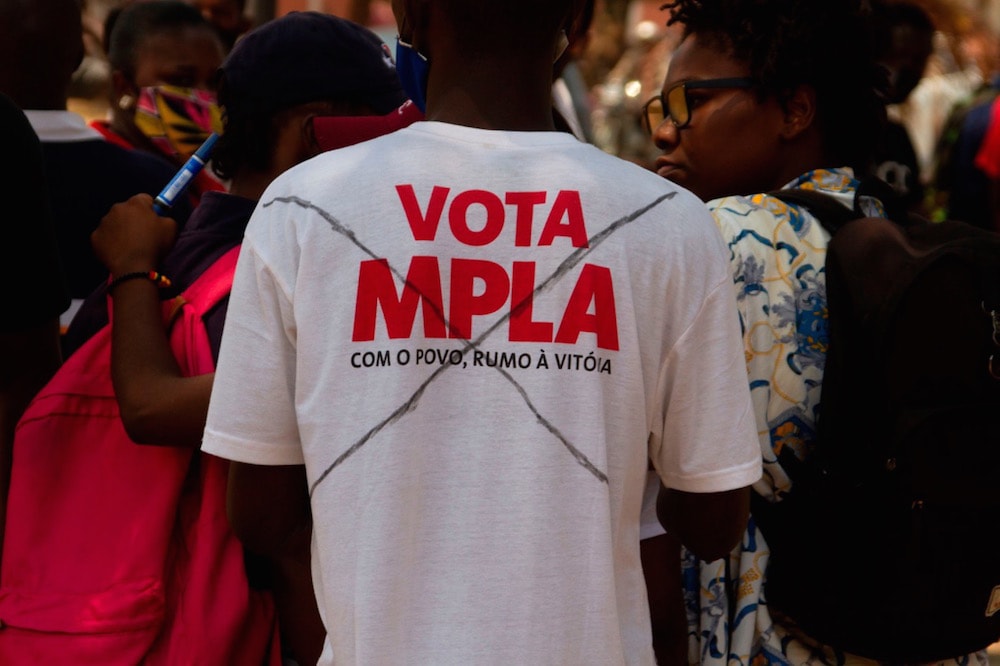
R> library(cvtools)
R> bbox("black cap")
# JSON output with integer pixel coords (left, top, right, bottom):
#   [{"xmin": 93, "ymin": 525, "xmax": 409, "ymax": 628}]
[{"xmin": 219, "ymin": 11, "xmax": 407, "ymax": 116}]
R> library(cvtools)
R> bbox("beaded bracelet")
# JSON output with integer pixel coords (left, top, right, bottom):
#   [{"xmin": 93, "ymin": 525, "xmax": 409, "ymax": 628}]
[{"xmin": 107, "ymin": 270, "xmax": 172, "ymax": 293}]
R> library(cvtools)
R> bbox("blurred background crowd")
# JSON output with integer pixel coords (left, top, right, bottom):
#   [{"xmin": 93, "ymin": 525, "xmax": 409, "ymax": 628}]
[
  {"xmin": 72, "ymin": 0, "xmax": 1000, "ymax": 187},
  {"xmin": 7, "ymin": 1, "xmax": 1000, "ymax": 662}
]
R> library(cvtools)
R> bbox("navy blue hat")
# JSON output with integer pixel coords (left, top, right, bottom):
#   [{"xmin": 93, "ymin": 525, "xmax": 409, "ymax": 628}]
[{"xmin": 219, "ymin": 11, "xmax": 407, "ymax": 116}]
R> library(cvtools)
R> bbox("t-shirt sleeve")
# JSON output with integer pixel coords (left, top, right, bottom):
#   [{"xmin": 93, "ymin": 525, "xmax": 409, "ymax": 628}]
[
  {"xmin": 648, "ymin": 210, "xmax": 762, "ymax": 494},
  {"xmin": 1, "ymin": 94, "xmax": 70, "ymax": 331},
  {"xmin": 202, "ymin": 232, "xmax": 303, "ymax": 466}
]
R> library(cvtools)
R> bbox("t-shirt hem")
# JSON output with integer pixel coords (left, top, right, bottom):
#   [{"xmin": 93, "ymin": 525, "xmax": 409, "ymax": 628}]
[
  {"xmin": 201, "ymin": 430, "xmax": 305, "ymax": 466},
  {"xmin": 662, "ymin": 458, "xmax": 762, "ymax": 494}
]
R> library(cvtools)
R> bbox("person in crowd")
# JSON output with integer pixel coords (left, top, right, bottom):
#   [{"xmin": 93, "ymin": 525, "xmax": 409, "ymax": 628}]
[
  {"xmin": 0, "ymin": 92, "xmax": 70, "ymax": 573},
  {"xmin": 928, "ymin": 68, "xmax": 1000, "ymax": 228},
  {"xmin": 70, "ymin": 0, "xmax": 115, "ymax": 100},
  {"xmin": 971, "ymin": 93, "xmax": 1000, "ymax": 233},
  {"xmin": 644, "ymin": 0, "xmax": 989, "ymax": 663},
  {"xmin": 86, "ymin": 11, "xmax": 415, "ymax": 664},
  {"xmin": 926, "ymin": 17, "xmax": 1000, "ymax": 227},
  {"xmin": 95, "ymin": 0, "xmax": 227, "ymax": 201},
  {"xmin": 0, "ymin": 0, "xmax": 192, "ymax": 331},
  {"xmin": 183, "ymin": 0, "xmax": 252, "ymax": 51},
  {"xmin": 870, "ymin": 0, "xmax": 935, "ymax": 215},
  {"xmin": 552, "ymin": 0, "xmax": 596, "ymax": 142},
  {"xmin": 894, "ymin": 6, "xmax": 984, "ymax": 188},
  {"xmin": 198, "ymin": 0, "xmax": 762, "ymax": 663}
]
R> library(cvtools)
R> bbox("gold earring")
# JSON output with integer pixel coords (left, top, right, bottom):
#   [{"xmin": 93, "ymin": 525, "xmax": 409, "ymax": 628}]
[{"xmin": 118, "ymin": 94, "xmax": 136, "ymax": 111}]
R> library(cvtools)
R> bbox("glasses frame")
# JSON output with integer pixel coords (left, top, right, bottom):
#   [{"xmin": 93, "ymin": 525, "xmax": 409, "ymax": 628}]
[{"xmin": 642, "ymin": 77, "xmax": 756, "ymax": 133}]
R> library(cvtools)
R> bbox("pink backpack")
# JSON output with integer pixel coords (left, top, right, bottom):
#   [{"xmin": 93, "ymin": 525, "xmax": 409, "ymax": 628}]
[{"xmin": 0, "ymin": 246, "xmax": 282, "ymax": 665}]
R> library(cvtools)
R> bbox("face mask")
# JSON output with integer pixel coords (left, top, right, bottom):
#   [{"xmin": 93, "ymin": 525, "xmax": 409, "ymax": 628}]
[
  {"xmin": 395, "ymin": 37, "xmax": 429, "ymax": 113},
  {"xmin": 134, "ymin": 85, "xmax": 223, "ymax": 161}
]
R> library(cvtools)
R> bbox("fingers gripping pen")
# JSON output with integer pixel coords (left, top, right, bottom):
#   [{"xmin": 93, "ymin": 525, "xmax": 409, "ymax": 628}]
[{"xmin": 152, "ymin": 133, "xmax": 220, "ymax": 215}]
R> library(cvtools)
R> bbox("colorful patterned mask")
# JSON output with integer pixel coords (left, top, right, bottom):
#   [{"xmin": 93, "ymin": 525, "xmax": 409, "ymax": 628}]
[{"xmin": 134, "ymin": 85, "xmax": 223, "ymax": 161}]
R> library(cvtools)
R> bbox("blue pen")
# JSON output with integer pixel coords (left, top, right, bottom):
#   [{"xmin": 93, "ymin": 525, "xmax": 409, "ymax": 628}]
[{"xmin": 152, "ymin": 132, "xmax": 220, "ymax": 215}]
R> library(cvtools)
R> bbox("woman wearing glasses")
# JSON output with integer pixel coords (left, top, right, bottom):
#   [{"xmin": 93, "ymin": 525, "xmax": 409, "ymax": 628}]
[{"xmin": 637, "ymin": 1, "xmax": 962, "ymax": 665}]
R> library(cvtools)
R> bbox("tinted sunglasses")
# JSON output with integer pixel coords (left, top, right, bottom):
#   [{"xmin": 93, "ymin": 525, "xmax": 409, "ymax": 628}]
[{"xmin": 641, "ymin": 77, "xmax": 755, "ymax": 132}]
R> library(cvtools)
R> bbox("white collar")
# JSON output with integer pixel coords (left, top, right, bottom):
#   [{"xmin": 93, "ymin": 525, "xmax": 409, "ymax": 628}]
[{"xmin": 24, "ymin": 110, "xmax": 103, "ymax": 142}]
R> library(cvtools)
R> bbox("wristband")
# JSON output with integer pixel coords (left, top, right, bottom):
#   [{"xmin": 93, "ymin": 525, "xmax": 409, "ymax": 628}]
[{"xmin": 108, "ymin": 270, "xmax": 172, "ymax": 293}]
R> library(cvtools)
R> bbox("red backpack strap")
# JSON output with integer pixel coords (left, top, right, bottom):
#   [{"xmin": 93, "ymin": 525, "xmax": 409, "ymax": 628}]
[
  {"xmin": 166, "ymin": 245, "xmax": 241, "ymax": 323},
  {"xmin": 181, "ymin": 245, "xmax": 241, "ymax": 316},
  {"xmin": 164, "ymin": 244, "xmax": 241, "ymax": 376}
]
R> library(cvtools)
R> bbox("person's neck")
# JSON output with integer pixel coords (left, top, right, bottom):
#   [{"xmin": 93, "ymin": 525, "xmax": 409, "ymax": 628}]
[
  {"xmin": 774, "ymin": 135, "xmax": 831, "ymax": 188},
  {"xmin": 425, "ymin": 57, "xmax": 556, "ymax": 131},
  {"xmin": 108, "ymin": 114, "xmax": 175, "ymax": 162},
  {"xmin": 228, "ymin": 170, "xmax": 276, "ymax": 201}
]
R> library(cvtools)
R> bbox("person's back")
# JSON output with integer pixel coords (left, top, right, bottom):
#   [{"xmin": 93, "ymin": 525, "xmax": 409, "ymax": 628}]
[
  {"xmin": 201, "ymin": 1, "xmax": 762, "ymax": 663},
  {"xmin": 222, "ymin": 122, "xmax": 758, "ymax": 663},
  {"xmin": 0, "ymin": 0, "xmax": 192, "ymax": 327}
]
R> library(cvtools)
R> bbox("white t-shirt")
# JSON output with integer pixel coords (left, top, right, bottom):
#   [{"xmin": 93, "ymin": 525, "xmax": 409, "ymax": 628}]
[{"xmin": 203, "ymin": 122, "xmax": 761, "ymax": 665}]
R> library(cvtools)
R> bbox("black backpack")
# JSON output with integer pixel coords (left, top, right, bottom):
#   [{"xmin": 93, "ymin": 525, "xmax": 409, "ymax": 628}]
[{"xmin": 754, "ymin": 188, "xmax": 1000, "ymax": 662}]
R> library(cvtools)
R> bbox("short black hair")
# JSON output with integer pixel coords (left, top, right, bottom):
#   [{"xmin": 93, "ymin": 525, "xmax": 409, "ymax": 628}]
[
  {"xmin": 208, "ymin": 69, "xmax": 275, "ymax": 180},
  {"xmin": 663, "ymin": 0, "xmax": 889, "ymax": 176},
  {"xmin": 105, "ymin": 1, "xmax": 216, "ymax": 80}
]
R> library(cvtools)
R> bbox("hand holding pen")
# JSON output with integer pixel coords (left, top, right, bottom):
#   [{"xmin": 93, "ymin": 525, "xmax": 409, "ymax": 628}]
[
  {"xmin": 93, "ymin": 193, "xmax": 178, "ymax": 281},
  {"xmin": 93, "ymin": 133, "xmax": 218, "ymax": 286}
]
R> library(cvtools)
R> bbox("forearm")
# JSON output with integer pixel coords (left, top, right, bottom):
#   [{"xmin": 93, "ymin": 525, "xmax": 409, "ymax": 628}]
[
  {"xmin": 657, "ymin": 483, "xmax": 750, "ymax": 562},
  {"xmin": 109, "ymin": 279, "xmax": 212, "ymax": 447},
  {"xmin": 269, "ymin": 548, "xmax": 326, "ymax": 665},
  {"xmin": 227, "ymin": 462, "xmax": 312, "ymax": 558},
  {"xmin": 640, "ymin": 532, "xmax": 687, "ymax": 666}
]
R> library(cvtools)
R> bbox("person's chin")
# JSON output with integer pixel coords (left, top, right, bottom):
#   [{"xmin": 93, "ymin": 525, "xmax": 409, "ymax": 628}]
[
  {"xmin": 663, "ymin": 172, "xmax": 712, "ymax": 201},
  {"xmin": 658, "ymin": 165, "xmax": 687, "ymax": 187}
]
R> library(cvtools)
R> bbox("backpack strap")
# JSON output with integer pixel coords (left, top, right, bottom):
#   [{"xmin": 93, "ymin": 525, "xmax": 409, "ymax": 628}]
[
  {"xmin": 767, "ymin": 189, "xmax": 861, "ymax": 235},
  {"xmin": 167, "ymin": 245, "xmax": 241, "ymax": 322}
]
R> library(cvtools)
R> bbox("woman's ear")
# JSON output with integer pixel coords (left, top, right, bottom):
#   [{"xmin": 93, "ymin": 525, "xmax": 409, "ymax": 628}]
[{"xmin": 781, "ymin": 84, "xmax": 817, "ymax": 140}]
